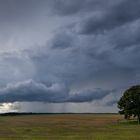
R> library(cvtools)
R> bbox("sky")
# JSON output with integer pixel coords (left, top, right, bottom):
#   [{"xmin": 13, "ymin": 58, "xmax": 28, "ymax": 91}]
[{"xmin": 0, "ymin": 0, "xmax": 140, "ymax": 113}]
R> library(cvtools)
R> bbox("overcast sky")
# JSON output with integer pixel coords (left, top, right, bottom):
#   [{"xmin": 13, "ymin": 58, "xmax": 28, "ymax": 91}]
[{"xmin": 0, "ymin": 0, "xmax": 140, "ymax": 113}]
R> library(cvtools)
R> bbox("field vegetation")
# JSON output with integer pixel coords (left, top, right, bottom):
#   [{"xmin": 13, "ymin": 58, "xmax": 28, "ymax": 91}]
[{"xmin": 0, "ymin": 114, "xmax": 139, "ymax": 140}]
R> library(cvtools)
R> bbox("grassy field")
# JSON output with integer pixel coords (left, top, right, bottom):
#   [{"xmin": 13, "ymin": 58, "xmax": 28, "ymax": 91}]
[{"xmin": 0, "ymin": 114, "xmax": 139, "ymax": 140}]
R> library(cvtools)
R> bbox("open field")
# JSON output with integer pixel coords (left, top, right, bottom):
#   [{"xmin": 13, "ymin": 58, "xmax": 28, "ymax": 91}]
[{"xmin": 0, "ymin": 114, "xmax": 139, "ymax": 140}]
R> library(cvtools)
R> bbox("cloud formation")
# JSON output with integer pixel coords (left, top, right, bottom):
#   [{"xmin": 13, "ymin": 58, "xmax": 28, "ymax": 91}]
[
  {"xmin": 0, "ymin": 0, "xmax": 140, "ymax": 112},
  {"xmin": 72, "ymin": 0, "xmax": 140, "ymax": 34},
  {"xmin": 0, "ymin": 80, "xmax": 109, "ymax": 103}
]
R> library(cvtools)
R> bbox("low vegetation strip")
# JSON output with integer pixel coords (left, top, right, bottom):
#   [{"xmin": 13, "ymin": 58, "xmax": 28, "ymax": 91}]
[{"xmin": 0, "ymin": 114, "xmax": 139, "ymax": 140}]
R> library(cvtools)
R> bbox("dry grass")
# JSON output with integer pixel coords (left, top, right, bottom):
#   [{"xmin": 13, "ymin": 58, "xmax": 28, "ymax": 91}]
[{"xmin": 0, "ymin": 114, "xmax": 139, "ymax": 140}]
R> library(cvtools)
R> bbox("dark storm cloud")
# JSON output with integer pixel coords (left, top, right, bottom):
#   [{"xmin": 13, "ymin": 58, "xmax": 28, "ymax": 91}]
[
  {"xmin": 0, "ymin": 80, "xmax": 109, "ymax": 103},
  {"xmin": 26, "ymin": 14, "xmax": 140, "ymax": 91},
  {"xmin": 67, "ymin": 89, "xmax": 109, "ymax": 103},
  {"xmin": 109, "ymin": 20, "xmax": 140, "ymax": 50},
  {"xmin": 48, "ymin": 0, "xmax": 84, "ymax": 16},
  {"xmin": 0, "ymin": 80, "xmax": 68, "ymax": 103},
  {"xmin": 48, "ymin": 0, "xmax": 121, "ymax": 16},
  {"xmin": 0, "ymin": 0, "xmax": 100, "ymax": 20},
  {"xmin": 50, "ymin": 31, "xmax": 75, "ymax": 50},
  {"xmin": 73, "ymin": 0, "xmax": 140, "ymax": 34},
  {"xmin": 0, "ymin": 0, "xmax": 140, "ymax": 112}
]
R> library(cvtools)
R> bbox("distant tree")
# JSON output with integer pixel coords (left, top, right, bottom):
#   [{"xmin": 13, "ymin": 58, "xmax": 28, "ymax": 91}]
[{"xmin": 118, "ymin": 85, "xmax": 140, "ymax": 124}]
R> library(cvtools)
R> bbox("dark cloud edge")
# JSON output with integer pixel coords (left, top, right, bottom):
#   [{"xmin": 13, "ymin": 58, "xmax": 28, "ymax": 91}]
[{"xmin": 0, "ymin": 79, "xmax": 113, "ymax": 103}]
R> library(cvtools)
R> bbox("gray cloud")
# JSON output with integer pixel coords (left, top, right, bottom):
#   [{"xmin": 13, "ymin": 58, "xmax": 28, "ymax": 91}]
[
  {"xmin": 30, "ymin": 23, "xmax": 140, "ymax": 90},
  {"xmin": 105, "ymin": 100, "xmax": 118, "ymax": 106},
  {"xmin": 0, "ymin": 0, "xmax": 140, "ymax": 112},
  {"xmin": 0, "ymin": 80, "xmax": 109, "ymax": 103},
  {"xmin": 73, "ymin": 0, "xmax": 140, "ymax": 34},
  {"xmin": 67, "ymin": 89, "xmax": 109, "ymax": 103},
  {"xmin": 50, "ymin": 31, "xmax": 76, "ymax": 50},
  {"xmin": 48, "ymin": 0, "xmax": 84, "ymax": 16},
  {"xmin": 109, "ymin": 20, "xmax": 140, "ymax": 50},
  {"xmin": 0, "ymin": 80, "xmax": 68, "ymax": 103},
  {"xmin": 48, "ymin": 0, "xmax": 122, "ymax": 16}
]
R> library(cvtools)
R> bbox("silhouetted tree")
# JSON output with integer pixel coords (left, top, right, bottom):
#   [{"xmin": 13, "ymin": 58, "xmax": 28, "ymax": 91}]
[{"xmin": 118, "ymin": 85, "xmax": 140, "ymax": 124}]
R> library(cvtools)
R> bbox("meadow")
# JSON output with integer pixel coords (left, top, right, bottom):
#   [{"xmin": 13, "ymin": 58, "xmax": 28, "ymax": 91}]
[{"xmin": 0, "ymin": 114, "xmax": 139, "ymax": 140}]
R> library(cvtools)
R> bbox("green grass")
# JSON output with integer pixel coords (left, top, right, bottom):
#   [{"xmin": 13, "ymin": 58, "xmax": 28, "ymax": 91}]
[{"xmin": 0, "ymin": 114, "xmax": 139, "ymax": 140}]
